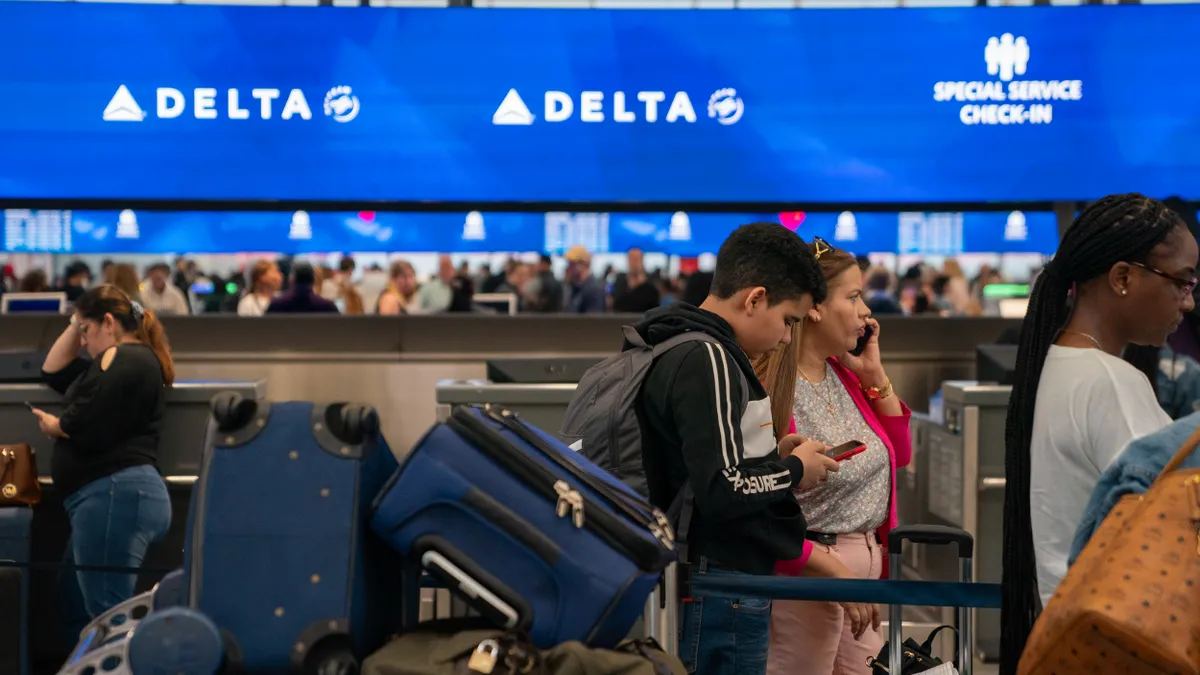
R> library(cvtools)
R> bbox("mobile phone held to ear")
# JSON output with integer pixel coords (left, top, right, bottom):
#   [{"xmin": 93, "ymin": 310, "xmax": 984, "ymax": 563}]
[
  {"xmin": 825, "ymin": 440, "xmax": 866, "ymax": 462},
  {"xmin": 849, "ymin": 325, "xmax": 875, "ymax": 357}
]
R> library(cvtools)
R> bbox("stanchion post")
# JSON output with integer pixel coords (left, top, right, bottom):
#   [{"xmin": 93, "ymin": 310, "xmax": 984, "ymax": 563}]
[
  {"xmin": 888, "ymin": 551, "xmax": 903, "ymax": 675},
  {"xmin": 959, "ymin": 557, "xmax": 973, "ymax": 675}
]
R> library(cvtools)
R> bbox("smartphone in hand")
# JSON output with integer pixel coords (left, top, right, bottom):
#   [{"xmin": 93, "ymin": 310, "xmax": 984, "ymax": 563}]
[
  {"xmin": 825, "ymin": 440, "xmax": 866, "ymax": 462},
  {"xmin": 849, "ymin": 325, "xmax": 875, "ymax": 357}
]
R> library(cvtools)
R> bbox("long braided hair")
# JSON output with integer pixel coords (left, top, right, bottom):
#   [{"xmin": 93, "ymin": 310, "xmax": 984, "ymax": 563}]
[{"xmin": 1000, "ymin": 193, "xmax": 1182, "ymax": 674}]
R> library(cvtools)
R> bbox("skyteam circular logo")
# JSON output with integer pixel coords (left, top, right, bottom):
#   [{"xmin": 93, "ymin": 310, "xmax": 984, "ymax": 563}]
[
  {"xmin": 707, "ymin": 88, "xmax": 744, "ymax": 125},
  {"xmin": 324, "ymin": 86, "xmax": 360, "ymax": 123}
]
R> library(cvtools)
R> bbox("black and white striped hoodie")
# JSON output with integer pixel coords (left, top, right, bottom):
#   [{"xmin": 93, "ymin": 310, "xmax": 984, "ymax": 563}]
[{"xmin": 632, "ymin": 303, "xmax": 810, "ymax": 575}]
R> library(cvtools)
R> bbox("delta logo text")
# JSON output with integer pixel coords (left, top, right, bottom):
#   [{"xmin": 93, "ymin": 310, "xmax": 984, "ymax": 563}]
[
  {"xmin": 933, "ymin": 34, "xmax": 1082, "ymax": 126},
  {"xmin": 103, "ymin": 85, "xmax": 360, "ymax": 123},
  {"xmin": 492, "ymin": 88, "xmax": 743, "ymax": 126}
]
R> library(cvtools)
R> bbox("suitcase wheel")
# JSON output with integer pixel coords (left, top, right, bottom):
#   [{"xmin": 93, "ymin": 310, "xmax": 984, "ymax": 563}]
[
  {"xmin": 211, "ymin": 393, "xmax": 258, "ymax": 434},
  {"xmin": 299, "ymin": 634, "xmax": 358, "ymax": 675},
  {"xmin": 334, "ymin": 404, "xmax": 379, "ymax": 445},
  {"xmin": 218, "ymin": 628, "xmax": 243, "ymax": 675},
  {"xmin": 127, "ymin": 608, "xmax": 223, "ymax": 675}
]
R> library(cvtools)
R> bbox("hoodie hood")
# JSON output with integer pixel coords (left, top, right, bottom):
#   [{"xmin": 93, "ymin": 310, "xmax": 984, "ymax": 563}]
[{"xmin": 628, "ymin": 303, "xmax": 765, "ymax": 398}]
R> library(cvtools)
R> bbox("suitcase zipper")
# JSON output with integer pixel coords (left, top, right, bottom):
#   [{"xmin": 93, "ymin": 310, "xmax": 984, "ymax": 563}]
[
  {"xmin": 480, "ymin": 405, "xmax": 675, "ymax": 551},
  {"xmin": 448, "ymin": 408, "xmax": 669, "ymax": 572},
  {"xmin": 554, "ymin": 480, "xmax": 585, "ymax": 528}
]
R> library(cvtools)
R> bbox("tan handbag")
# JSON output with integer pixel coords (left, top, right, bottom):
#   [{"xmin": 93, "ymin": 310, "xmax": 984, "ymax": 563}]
[
  {"xmin": 1019, "ymin": 426, "xmax": 1200, "ymax": 675},
  {"xmin": 0, "ymin": 444, "xmax": 41, "ymax": 506}
]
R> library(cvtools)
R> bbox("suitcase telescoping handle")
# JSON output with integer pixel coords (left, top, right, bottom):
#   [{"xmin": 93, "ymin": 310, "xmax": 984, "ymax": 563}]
[
  {"xmin": 886, "ymin": 525, "xmax": 974, "ymax": 675},
  {"xmin": 412, "ymin": 535, "xmax": 533, "ymax": 635}
]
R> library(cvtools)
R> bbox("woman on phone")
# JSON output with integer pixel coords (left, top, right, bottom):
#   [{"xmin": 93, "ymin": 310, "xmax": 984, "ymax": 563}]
[
  {"xmin": 33, "ymin": 285, "xmax": 174, "ymax": 642},
  {"xmin": 757, "ymin": 238, "xmax": 912, "ymax": 675}
]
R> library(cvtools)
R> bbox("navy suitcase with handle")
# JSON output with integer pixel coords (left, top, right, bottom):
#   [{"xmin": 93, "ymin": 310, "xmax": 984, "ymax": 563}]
[
  {"xmin": 185, "ymin": 395, "xmax": 403, "ymax": 675},
  {"xmin": 0, "ymin": 506, "xmax": 32, "ymax": 675},
  {"xmin": 370, "ymin": 404, "xmax": 676, "ymax": 649}
]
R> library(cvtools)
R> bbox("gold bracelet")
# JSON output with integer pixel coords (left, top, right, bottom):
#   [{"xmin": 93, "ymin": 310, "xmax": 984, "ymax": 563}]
[{"xmin": 864, "ymin": 377, "xmax": 893, "ymax": 401}]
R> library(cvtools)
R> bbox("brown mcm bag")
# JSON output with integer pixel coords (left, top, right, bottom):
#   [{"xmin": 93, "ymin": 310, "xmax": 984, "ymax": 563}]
[
  {"xmin": 0, "ymin": 444, "xmax": 40, "ymax": 506},
  {"xmin": 1019, "ymin": 426, "xmax": 1200, "ymax": 675}
]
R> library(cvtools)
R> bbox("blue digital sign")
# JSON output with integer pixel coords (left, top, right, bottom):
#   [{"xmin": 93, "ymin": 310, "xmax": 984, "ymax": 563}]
[
  {"xmin": 0, "ymin": 4, "xmax": 1198, "ymax": 204},
  {"xmin": 1, "ymin": 209, "xmax": 1058, "ymax": 256}
]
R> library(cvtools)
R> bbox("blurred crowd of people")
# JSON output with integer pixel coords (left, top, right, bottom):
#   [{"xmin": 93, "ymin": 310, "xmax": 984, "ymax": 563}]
[{"xmin": 0, "ymin": 244, "xmax": 1026, "ymax": 318}]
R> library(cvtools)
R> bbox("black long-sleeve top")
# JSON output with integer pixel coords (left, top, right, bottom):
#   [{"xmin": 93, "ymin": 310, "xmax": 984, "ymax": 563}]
[
  {"xmin": 633, "ymin": 304, "xmax": 809, "ymax": 575},
  {"xmin": 43, "ymin": 343, "xmax": 165, "ymax": 498}
]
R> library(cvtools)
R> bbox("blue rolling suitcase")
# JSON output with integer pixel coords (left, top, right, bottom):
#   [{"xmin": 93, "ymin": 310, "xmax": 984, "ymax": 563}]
[
  {"xmin": 57, "ymin": 575, "xmax": 223, "ymax": 675},
  {"xmin": 371, "ymin": 404, "xmax": 676, "ymax": 649},
  {"xmin": 186, "ymin": 394, "xmax": 404, "ymax": 675},
  {"xmin": 0, "ymin": 506, "xmax": 32, "ymax": 675}
]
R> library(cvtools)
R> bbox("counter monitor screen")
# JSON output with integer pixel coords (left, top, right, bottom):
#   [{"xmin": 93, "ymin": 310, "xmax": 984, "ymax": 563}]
[
  {"xmin": 473, "ymin": 293, "xmax": 518, "ymax": 316},
  {"xmin": 1, "ymin": 292, "xmax": 67, "ymax": 314},
  {"xmin": 486, "ymin": 358, "xmax": 604, "ymax": 384},
  {"xmin": 976, "ymin": 344, "xmax": 1019, "ymax": 386}
]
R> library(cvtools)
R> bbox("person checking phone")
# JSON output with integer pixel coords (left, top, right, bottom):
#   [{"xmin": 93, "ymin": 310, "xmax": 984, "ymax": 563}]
[
  {"xmin": 35, "ymin": 285, "xmax": 174, "ymax": 645},
  {"xmin": 634, "ymin": 224, "xmax": 840, "ymax": 675},
  {"xmin": 754, "ymin": 238, "xmax": 911, "ymax": 675}
]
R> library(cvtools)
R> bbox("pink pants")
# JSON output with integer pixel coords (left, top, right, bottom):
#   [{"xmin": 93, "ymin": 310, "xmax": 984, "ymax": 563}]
[{"xmin": 767, "ymin": 532, "xmax": 884, "ymax": 675}]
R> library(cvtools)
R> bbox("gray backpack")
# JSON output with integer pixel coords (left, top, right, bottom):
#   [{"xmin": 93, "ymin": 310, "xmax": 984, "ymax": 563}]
[{"xmin": 560, "ymin": 325, "xmax": 750, "ymax": 499}]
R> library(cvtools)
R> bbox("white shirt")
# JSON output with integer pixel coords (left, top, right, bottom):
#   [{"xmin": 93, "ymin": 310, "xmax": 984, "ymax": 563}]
[
  {"xmin": 140, "ymin": 283, "xmax": 190, "ymax": 316},
  {"xmin": 236, "ymin": 293, "xmax": 272, "ymax": 317},
  {"xmin": 1030, "ymin": 345, "xmax": 1171, "ymax": 605}
]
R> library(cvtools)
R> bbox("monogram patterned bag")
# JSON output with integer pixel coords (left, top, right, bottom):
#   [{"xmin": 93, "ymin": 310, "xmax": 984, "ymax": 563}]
[
  {"xmin": 1019, "ymin": 426, "xmax": 1200, "ymax": 674},
  {"xmin": 0, "ymin": 444, "xmax": 41, "ymax": 506}
]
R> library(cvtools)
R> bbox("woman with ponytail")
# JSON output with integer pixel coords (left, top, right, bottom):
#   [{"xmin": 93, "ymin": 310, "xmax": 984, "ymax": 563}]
[
  {"xmin": 1000, "ymin": 194, "xmax": 1198, "ymax": 674},
  {"xmin": 33, "ymin": 284, "xmax": 175, "ymax": 644}
]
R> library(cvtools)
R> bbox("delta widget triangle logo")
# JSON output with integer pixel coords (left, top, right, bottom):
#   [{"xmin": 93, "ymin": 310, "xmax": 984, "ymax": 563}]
[
  {"xmin": 492, "ymin": 89, "xmax": 534, "ymax": 126},
  {"xmin": 103, "ymin": 85, "xmax": 146, "ymax": 122}
]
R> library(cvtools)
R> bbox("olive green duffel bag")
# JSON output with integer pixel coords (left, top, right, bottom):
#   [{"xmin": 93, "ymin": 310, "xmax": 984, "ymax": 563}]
[{"xmin": 363, "ymin": 622, "xmax": 684, "ymax": 675}]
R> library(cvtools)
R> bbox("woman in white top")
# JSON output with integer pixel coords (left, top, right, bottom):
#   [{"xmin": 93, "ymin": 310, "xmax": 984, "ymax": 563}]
[
  {"xmin": 1000, "ymin": 194, "xmax": 1198, "ymax": 675},
  {"xmin": 236, "ymin": 259, "xmax": 282, "ymax": 317}
]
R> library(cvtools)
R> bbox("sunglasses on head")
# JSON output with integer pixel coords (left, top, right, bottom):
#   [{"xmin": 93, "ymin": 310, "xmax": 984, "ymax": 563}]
[{"xmin": 813, "ymin": 236, "xmax": 834, "ymax": 260}]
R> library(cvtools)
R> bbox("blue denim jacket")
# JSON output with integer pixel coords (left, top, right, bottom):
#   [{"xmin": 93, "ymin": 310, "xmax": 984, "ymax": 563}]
[
  {"xmin": 1068, "ymin": 411, "xmax": 1200, "ymax": 566},
  {"xmin": 1156, "ymin": 347, "xmax": 1200, "ymax": 420}
]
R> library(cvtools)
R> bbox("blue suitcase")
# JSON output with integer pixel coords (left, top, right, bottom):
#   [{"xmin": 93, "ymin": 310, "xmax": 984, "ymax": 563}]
[
  {"xmin": 57, "ymin": 587, "xmax": 223, "ymax": 675},
  {"xmin": 186, "ymin": 395, "xmax": 404, "ymax": 675},
  {"xmin": 0, "ymin": 506, "xmax": 31, "ymax": 675},
  {"xmin": 370, "ymin": 404, "xmax": 676, "ymax": 649}
]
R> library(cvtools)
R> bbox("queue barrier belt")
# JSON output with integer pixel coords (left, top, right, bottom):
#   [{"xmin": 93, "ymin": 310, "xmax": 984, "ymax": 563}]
[{"xmin": 690, "ymin": 575, "xmax": 1001, "ymax": 609}]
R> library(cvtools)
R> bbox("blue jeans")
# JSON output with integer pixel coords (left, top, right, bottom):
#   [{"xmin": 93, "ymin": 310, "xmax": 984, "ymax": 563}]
[
  {"xmin": 678, "ymin": 558, "xmax": 772, "ymax": 675},
  {"xmin": 58, "ymin": 465, "xmax": 172, "ymax": 644}
]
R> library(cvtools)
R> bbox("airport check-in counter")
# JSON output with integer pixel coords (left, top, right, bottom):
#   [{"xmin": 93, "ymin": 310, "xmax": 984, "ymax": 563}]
[
  {"xmin": 909, "ymin": 381, "xmax": 1009, "ymax": 663},
  {"xmin": 435, "ymin": 381, "xmax": 579, "ymax": 436},
  {"xmin": 435, "ymin": 357, "xmax": 601, "ymax": 435},
  {"xmin": 0, "ymin": 379, "xmax": 266, "ymax": 671},
  {"xmin": 0, "ymin": 379, "xmax": 267, "ymax": 481}
]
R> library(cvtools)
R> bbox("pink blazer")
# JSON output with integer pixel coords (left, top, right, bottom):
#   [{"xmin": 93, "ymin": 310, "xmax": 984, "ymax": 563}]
[{"xmin": 776, "ymin": 357, "xmax": 912, "ymax": 579}]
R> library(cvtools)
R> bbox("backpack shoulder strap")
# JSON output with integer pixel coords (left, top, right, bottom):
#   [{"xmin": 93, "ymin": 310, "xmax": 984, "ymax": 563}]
[
  {"xmin": 649, "ymin": 330, "xmax": 721, "ymax": 356},
  {"xmin": 642, "ymin": 330, "xmax": 751, "ymax": 408}
]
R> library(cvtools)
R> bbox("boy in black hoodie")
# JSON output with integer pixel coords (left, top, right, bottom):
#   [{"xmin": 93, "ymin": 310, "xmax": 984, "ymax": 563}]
[{"xmin": 635, "ymin": 223, "xmax": 855, "ymax": 675}]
